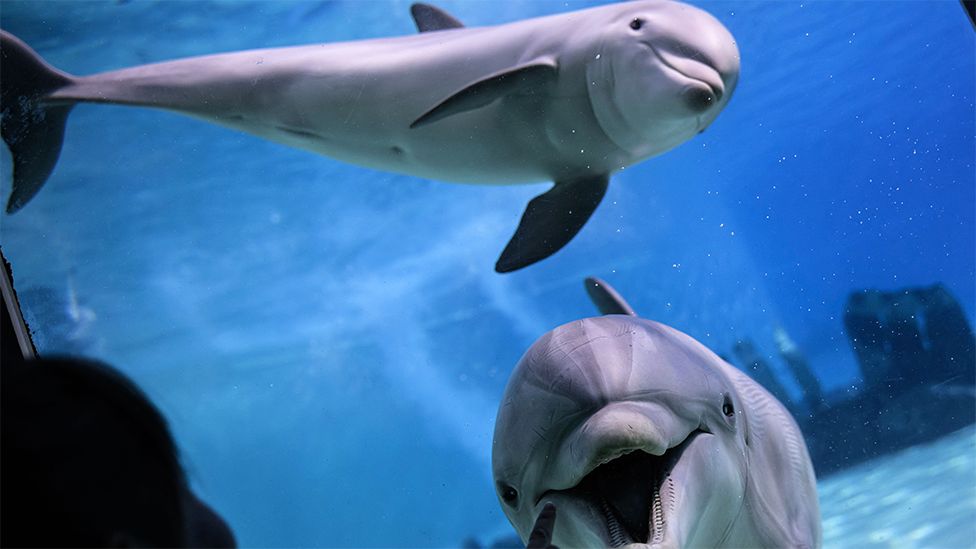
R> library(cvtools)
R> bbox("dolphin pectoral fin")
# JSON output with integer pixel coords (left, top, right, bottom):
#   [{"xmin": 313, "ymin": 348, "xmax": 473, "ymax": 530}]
[
  {"xmin": 410, "ymin": 61, "xmax": 557, "ymax": 129},
  {"xmin": 526, "ymin": 502, "xmax": 558, "ymax": 549},
  {"xmin": 584, "ymin": 277, "xmax": 637, "ymax": 316},
  {"xmin": 410, "ymin": 3, "xmax": 465, "ymax": 32},
  {"xmin": 495, "ymin": 175, "xmax": 609, "ymax": 273}
]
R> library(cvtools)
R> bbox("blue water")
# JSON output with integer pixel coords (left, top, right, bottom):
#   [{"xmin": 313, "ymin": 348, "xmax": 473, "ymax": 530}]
[{"xmin": 1, "ymin": 0, "xmax": 973, "ymax": 547}]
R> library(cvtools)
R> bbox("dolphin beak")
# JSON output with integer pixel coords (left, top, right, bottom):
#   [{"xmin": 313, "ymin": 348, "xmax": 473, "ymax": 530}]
[
  {"xmin": 551, "ymin": 402, "xmax": 677, "ymax": 488},
  {"xmin": 536, "ymin": 403, "xmax": 707, "ymax": 547},
  {"xmin": 641, "ymin": 3, "xmax": 741, "ymax": 112},
  {"xmin": 647, "ymin": 429, "xmax": 744, "ymax": 547},
  {"xmin": 647, "ymin": 43, "xmax": 726, "ymax": 104},
  {"xmin": 537, "ymin": 431, "xmax": 709, "ymax": 547}
]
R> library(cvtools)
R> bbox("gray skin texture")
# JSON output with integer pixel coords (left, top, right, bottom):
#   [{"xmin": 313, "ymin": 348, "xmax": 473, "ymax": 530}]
[
  {"xmin": 2, "ymin": 0, "xmax": 739, "ymax": 271},
  {"xmin": 47, "ymin": 0, "xmax": 738, "ymax": 185},
  {"xmin": 493, "ymin": 316, "xmax": 822, "ymax": 549}
]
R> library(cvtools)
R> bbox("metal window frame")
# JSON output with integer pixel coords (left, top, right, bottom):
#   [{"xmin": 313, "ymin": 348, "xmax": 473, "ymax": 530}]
[{"xmin": 1, "ymin": 247, "xmax": 37, "ymax": 361}]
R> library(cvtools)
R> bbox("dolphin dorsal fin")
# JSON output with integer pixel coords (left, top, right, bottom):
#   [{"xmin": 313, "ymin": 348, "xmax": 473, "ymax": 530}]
[
  {"xmin": 584, "ymin": 277, "xmax": 637, "ymax": 316},
  {"xmin": 410, "ymin": 3, "xmax": 465, "ymax": 32}
]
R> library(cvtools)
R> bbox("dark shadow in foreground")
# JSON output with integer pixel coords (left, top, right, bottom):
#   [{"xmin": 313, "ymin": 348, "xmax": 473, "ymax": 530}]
[{"xmin": 0, "ymin": 355, "xmax": 236, "ymax": 548}]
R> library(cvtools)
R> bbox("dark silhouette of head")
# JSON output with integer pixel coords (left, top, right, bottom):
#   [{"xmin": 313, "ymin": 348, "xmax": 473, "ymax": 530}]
[{"xmin": 1, "ymin": 357, "xmax": 234, "ymax": 548}]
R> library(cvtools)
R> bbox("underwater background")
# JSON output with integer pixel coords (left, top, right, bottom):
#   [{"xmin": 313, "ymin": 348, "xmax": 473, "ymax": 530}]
[{"xmin": 0, "ymin": 0, "xmax": 973, "ymax": 547}]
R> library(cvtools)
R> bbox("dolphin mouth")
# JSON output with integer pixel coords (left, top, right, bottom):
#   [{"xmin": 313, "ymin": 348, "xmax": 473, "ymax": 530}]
[
  {"xmin": 644, "ymin": 42, "xmax": 724, "ymax": 105},
  {"xmin": 543, "ymin": 429, "xmax": 706, "ymax": 547}
]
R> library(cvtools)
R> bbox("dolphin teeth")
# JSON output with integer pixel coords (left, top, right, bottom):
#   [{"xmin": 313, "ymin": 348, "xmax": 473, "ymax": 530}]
[
  {"xmin": 601, "ymin": 497, "xmax": 633, "ymax": 547},
  {"xmin": 559, "ymin": 432, "xmax": 706, "ymax": 547},
  {"xmin": 648, "ymin": 473, "xmax": 670, "ymax": 545}
]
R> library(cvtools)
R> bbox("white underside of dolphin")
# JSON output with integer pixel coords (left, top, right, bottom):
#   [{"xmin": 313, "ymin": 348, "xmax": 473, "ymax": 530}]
[
  {"xmin": 0, "ymin": 1, "xmax": 739, "ymax": 272},
  {"xmin": 493, "ymin": 277, "xmax": 822, "ymax": 548}
]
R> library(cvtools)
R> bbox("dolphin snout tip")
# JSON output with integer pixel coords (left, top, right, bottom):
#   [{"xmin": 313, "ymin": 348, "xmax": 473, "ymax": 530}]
[{"xmin": 682, "ymin": 84, "xmax": 720, "ymax": 113}]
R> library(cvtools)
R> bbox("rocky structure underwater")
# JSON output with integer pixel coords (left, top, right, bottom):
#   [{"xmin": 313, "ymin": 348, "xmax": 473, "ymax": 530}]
[{"xmin": 732, "ymin": 283, "xmax": 975, "ymax": 474}]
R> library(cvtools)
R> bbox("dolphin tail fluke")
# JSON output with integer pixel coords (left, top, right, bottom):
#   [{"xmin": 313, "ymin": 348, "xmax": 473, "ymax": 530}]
[
  {"xmin": 1, "ymin": 30, "xmax": 76, "ymax": 213},
  {"xmin": 495, "ymin": 174, "xmax": 608, "ymax": 273}
]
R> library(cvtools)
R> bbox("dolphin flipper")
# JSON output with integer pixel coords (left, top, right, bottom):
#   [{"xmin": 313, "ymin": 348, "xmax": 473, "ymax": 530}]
[
  {"xmin": 495, "ymin": 175, "xmax": 609, "ymax": 273},
  {"xmin": 584, "ymin": 277, "xmax": 637, "ymax": 316},
  {"xmin": 526, "ymin": 502, "xmax": 558, "ymax": 549},
  {"xmin": 410, "ymin": 61, "xmax": 557, "ymax": 129},
  {"xmin": 410, "ymin": 3, "xmax": 465, "ymax": 32},
  {"xmin": 0, "ymin": 31, "xmax": 76, "ymax": 213}
]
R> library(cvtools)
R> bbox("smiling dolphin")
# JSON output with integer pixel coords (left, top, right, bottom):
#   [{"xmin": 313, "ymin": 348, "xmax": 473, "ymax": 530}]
[
  {"xmin": 0, "ymin": 1, "xmax": 739, "ymax": 272},
  {"xmin": 492, "ymin": 278, "xmax": 821, "ymax": 548}
]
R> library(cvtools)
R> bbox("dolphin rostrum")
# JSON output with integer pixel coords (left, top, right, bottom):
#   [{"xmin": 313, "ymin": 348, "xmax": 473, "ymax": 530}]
[
  {"xmin": 0, "ymin": 1, "xmax": 739, "ymax": 272},
  {"xmin": 492, "ymin": 278, "xmax": 821, "ymax": 547}
]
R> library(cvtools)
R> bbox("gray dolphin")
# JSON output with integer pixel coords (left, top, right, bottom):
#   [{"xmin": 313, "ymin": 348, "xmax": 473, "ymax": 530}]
[
  {"xmin": 0, "ymin": 1, "xmax": 738, "ymax": 272},
  {"xmin": 492, "ymin": 278, "xmax": 821, "ymax": 548}
]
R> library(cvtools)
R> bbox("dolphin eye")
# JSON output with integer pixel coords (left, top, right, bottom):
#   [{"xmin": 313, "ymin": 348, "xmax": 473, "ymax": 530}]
[
  {"xmin": 629, "ymin": 18, "xmax": 644, "ymax": 30},
  {"xmin": 499, "ymin": 483, "xmax": 519, "ymax": 507},
  {"xmin": 722, "ymin": 394, "xmax": 735, "ymax": 418}
]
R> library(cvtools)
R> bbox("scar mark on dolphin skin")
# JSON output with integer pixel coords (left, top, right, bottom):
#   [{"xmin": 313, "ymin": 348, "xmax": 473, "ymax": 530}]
[
  {"xmin": 342, "ymin": 81, "xmax": 367, "ymax": 125},
  {"xmin": 564, "ymin": 335, "xmax": 612, "ymax": 356},
  {"xmin": 275, "ymin": 125, "xmax": 323, "ymax": 140}
]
